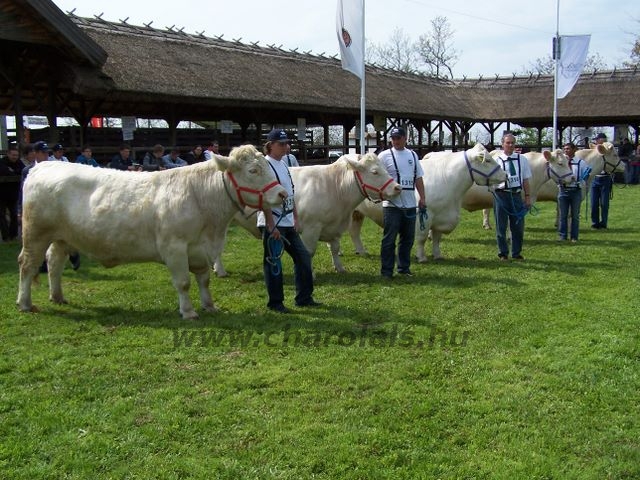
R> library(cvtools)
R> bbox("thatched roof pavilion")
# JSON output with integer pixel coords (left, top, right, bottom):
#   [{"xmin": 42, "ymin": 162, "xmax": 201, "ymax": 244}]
[{"xmin": 1, "ymin": 0, "xmax": 639, "ymax": 149}]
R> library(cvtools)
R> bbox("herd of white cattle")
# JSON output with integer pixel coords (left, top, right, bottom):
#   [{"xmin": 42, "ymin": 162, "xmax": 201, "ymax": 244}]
[{"xmin": 16, "ymin": 142, "xmax": 622, "ymax": 318}]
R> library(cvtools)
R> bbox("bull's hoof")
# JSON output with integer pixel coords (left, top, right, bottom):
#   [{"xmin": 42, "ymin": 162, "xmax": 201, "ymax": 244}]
[
  {"xmin": 354, "ymin": 250, "xmax": 369, "ymax": 257},
  {"xmin": 50, "ymin": 297, "xmax": 68, "ymax": 305},
  {"xmin": 202, "ymin": 304, "xmax": 220, "ymax": 313},
  {"xmin": 181, "ymin": 312, "xmax": 199, "ymax": 320},
  {"xmin": 416, "ymin": 257, "xmax": 428, "ymax": 264},
  {"xmin": 334, "ymin": 267, "xmax": 347, "ymax": 273},
  {"xmin": 18, "ymin": 304, "xmax": 39, "ymax": 313},
  {"xmin": 482, "ymin": 225, "xmax": 492, "ymax": 230}
]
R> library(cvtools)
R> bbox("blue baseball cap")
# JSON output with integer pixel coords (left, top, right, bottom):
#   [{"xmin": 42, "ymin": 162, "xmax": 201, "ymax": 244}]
[{"xmin": 267, "ymin": 129, "xmax": 289, "ymax": 143}]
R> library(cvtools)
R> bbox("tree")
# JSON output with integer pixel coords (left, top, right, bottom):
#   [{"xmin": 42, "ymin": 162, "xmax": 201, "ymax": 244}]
[
  {"xmin": 521, "ymin": 53, "xmax": 608, "ymax": 75},
  {"xmin": 367, "ymin": 27, "xmax": 419, "ymax": 73},
  {"xmin": 416, "ymin": 16, "xmax": 459, "ymax": 79},
  {"xmin": 623, "ymin": 18, "xmax": 640, "ymax": 68}
]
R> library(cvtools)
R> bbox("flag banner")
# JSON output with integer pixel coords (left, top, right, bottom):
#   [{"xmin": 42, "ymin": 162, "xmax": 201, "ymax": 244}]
[
  {"xmin": 557, "ymin": 34, "xmax": 590, "ymax": 99},
  {"xmin": 336, "ymin": 0, "xmax": 364, "ymax": 79}
]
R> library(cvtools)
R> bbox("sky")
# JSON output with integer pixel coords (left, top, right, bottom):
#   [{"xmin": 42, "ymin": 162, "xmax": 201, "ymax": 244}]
[{"xmin": 50, "ymin": 0, "xmax": 638, "ymax": 77}]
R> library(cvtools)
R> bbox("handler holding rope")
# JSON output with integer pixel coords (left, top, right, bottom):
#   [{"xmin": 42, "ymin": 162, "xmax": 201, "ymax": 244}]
[
  {"xmin": 257, "ymin": 129, "xmax": 320, "ymax": 314},
  {"xmin": 493, "ymin": 132, "xmax": 532, "ymax": 261}
]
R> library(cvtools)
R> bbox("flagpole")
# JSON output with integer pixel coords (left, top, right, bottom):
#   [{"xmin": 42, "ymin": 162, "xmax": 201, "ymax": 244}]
[
  {"xmin": 359, "ymin": 0, "xmax": 365, "ymax": 154},
  {"xmin": 552, "ymin": 0, "xmax": 560, "ymax": 150}
]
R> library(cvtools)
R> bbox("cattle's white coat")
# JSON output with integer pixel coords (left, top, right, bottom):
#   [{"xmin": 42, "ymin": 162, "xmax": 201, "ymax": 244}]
[
  {"xmin": 349, "ymin": 143, "xmax": 506, "ymax": 262},
  {"xmin": 215, "ymin": 153, "xmax": 401, "ymax": 275},
  {"xmin": 17, "ymin": 145, "xmax": 286, "ymax": 319},
  {"xmin": 460, "ymin": 149, "xmax": 574, "ymax": 229}
]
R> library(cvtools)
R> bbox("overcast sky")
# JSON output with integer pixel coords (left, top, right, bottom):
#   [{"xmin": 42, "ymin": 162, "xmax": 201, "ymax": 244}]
[{"xmin": 51, "ymin": 0, "xmax": 638, "ymax": 78}]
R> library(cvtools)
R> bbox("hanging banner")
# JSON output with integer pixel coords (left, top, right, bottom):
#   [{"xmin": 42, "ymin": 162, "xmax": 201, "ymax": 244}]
[{"xmin": 557, "ymin": 34, "xmax": 590, "ymax": 99}]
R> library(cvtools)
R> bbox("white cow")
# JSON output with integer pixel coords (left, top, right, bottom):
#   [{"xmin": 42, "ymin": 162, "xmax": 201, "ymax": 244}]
[
  {"xmin": 219, "ymin": 153, "xmax": 402, "ymax": 274},
  {"xmin": 536, "ymin": 142, "xmax": 624, "ymax": 203},
  {"xmin": 17, "ymin": 145, "xmax": 287, "ymax": 319},
  {"xmin": 349, "ymin": 143, "xmax": 506, "ymax": 262},
  {"xmin": 462, "ymin": 149, "xmax": 574, "ymax": 229}
]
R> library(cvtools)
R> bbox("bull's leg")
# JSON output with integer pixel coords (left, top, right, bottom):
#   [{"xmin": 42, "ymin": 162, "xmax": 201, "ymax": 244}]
[
  {"xmin": 47, "ymin": 241, "xmax": 68, "ymax": 304},
  {"xmin": 213, "ymin": 255, "xmax": 228, "ymax": 277},
  {"xmin": 17, "ymin": 236, "xmax": 50, "ymax": 312},
  {"xmin": 164, "ymin": 253, "xmax": 198, "ymax": 319},
  {"xmin": 482, "ymin": 209, "xmax": 492, "ymax": 229},
  {"xmin": 431, "ymin": 230, "xmax": 444, "ymax": 260},
  {"xmin": 328, "ymin": 239, "xmax": 346, "ymax": 273},
  {"xmin": 348, "ymin": 211, "xmax": 369, "ymax": 256},
  {"xmin": 194, "ymin": 268, "xmax": 218, "ymax": 313},
  {"xmin": 415, "ymin": 226, "xmax": 429, "ymax": 263}
]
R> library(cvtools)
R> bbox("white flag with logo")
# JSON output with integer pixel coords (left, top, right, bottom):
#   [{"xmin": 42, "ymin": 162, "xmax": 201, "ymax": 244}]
[
  {"xmin": 557, "ymin": 34, "xmax": 590, "ymax": 99},
  {"xmin": 336, "ymin": 0, "xmax": 364, "ymax": 79}
]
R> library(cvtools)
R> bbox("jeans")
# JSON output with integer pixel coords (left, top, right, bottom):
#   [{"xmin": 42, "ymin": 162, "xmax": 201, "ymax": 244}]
[
  {"xmin": 590, "ymin": 175, "xmax": 612, "ymax": 228},
  {"xmin": 558, "ymin": 188, "xmax": 582, "ymax": 240},
  {"xmin": 381, "ymin": 207, "xmax": 416, "ymax": 276},
  {"xmin": 629, "ymin": 163, "xmax": 640, "ymax": 184},
  {"xmin": 494, "ymin": 191, "xmax": 525, "ymax": 257},
  {"xmin": 261, "ymin": 227, "xmax": 314, "ymax": 308}
]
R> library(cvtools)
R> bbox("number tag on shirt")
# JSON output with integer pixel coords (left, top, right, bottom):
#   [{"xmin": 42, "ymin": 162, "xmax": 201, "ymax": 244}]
[
  {"xmin": 506, "ymin": 174, "xmax": 520, "ymax": 188},
  {"xmin": 283, "ymin": 196, "xmax": 295, "ymax": 212},
  {"xmin": 400, "ymin": 176, "xmax": 414, "ymax": 188}
]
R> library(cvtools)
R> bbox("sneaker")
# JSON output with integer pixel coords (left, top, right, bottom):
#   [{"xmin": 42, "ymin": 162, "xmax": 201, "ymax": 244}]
[
  {"xmin": 570, "ymin": 239, "xmax": 578, "ymax": 243},
  {"xmin": 268, "ymin": 304, "xmax": 291, "ymax": 314}
]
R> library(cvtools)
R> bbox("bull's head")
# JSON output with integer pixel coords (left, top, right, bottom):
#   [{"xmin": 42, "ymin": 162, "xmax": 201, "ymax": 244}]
[
  {"xmin": 597, "ymin": 142, "xmax": 625, "ymax": 173},
  {"xmin": 467, "ymin": 143, "xmax": 506, "ymax": 186},
  {"xmin": 217, "ymin": 144, "xmax": 287, "ymax": 209},
  {"xmin": 543, "ymin": 149, "xmax": 573, "ymax": 185},
  {"xmin": 344, "ymin": 153, "xmax": 401, "ymax": 201}
]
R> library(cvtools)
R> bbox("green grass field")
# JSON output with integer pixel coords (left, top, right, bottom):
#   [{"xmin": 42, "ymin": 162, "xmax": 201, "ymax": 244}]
[{"xmin": 1, "ymin": 186, "xmax": 639, "ymax": 479}]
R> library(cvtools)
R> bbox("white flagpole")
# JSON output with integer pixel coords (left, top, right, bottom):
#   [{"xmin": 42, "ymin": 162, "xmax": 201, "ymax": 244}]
[
  {"xmin": 552, "ymin": 0, "xmax": 560, "ymax": 150},
  {"xmin": 359, "ymin": 0, "xmax": 365, "ymax": 154}
]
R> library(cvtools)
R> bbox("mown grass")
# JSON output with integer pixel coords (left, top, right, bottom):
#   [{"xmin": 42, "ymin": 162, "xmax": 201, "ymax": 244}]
[{"xmin": 1, "ymin": 185, "xmax": 639, "ymax": 479}]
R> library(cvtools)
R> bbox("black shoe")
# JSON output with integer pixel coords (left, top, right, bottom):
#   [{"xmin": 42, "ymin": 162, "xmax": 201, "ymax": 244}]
[
  {"xmin": 381, "ymin": 273, "xmax": 393, "ymax": 280},
  {"xmin": 512, "ymin": 255, "xmax": 525, "ymax": 261},
  {"xmin": 70, "ymin": 254, "xmax": 81, "ymax": 271},
  {"xmin": 268, "ymin": 304, "xmax": 291, "ymax": 314},
  {"xmin": 296, "ymin": 300, "xmax": 323, "ymax": 307},
  {"xmin": 398, "ymin": 270, "xmax": 413, "ymax": 276},
  {"xmin": 498, "ymin": 254, "xmax": 508, "ymax": 261}
]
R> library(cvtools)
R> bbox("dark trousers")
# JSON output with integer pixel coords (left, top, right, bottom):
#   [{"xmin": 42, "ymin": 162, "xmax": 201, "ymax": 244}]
[
  {"xmin": 590, "ymin": 175, "xmax": 612, "ymax": 228},
  {"xmin": 381, "ymin": 207, "xmax": 416, "ymax": 276},
  {"xmin": 261, "ymin": 227, "xmax": 314, "ymax": 308},
  {"xmin": 494, "ymin": 191, "xmax": 525, "ymax": 257},
  {"xmin": 0, "ymin": 195, "xmax": 19, "ymax": 241},
  {"xmin": 558, "ymin": 188, "xmax": 582, "ymax": 240}
]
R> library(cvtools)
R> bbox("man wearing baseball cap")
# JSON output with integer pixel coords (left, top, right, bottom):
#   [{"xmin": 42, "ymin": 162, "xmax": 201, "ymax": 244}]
[
  {"xmin": 256, "ymin": 128, "xmax": 320, "ymax": 313},
  {"xmin": 378, "ymin": 126, "xmax": 426, "ymax": 278},
  {"xmin": 590, "ymin": 132, "xmax": 611, "ymax": 229},
  {"xmin": 49, "ymin": 143, "xmax": 69, "ymax": 162}
]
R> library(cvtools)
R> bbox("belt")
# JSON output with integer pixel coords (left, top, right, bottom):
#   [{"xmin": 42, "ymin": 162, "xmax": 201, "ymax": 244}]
[{"xmin": 496, "ymin": 188, "xmax": 521, "ymax": 194}]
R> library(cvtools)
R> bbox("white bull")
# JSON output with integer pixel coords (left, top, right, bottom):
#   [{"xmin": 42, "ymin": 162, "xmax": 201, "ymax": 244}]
[
  {"xmin": 535, "ymin": 142, "xmax": 624, "ymax": 203},
  {"xmin": 349, "ymin": 143, "xmax": 506, "ymax": 261},
  {"xmin": 17, "ymin": 145, "xmax": 287, "ymax": 319},
  {"xmin": 461, "ymin": 149, "xmax": 574, "ymax": 229},
  {"xmin": 219, "ymin": 153, "xmax": 401, "ymax": 274}
]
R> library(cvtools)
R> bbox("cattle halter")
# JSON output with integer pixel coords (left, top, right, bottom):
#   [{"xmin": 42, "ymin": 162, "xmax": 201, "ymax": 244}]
[
  {"xmin": 354, "ymin": 170, "xmax": 395, "ymax": 203},
  {"xmin": 223, "ymin": 170, "xmax": 281, "ymax": 211},
  {"xmin": 546, "ymin": 161, "xmax": 574, "ymax": 184},
  {"xmin": 464, "ymin": 151, "xmax": 502, "ymax": 187}
]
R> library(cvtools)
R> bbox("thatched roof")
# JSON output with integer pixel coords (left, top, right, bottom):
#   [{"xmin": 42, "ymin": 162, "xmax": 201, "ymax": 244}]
[{"xmin": 1, "ymin": 0, "xmax": 639, "ymax": 130}]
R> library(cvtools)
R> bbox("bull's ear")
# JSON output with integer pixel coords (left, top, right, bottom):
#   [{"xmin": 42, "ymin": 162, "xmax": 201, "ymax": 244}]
[
  {"xmin": 344, "ymin": 155, "xmax": 363, "ymax": 171},
  {"xmin": 596, "ymin": 144, "xmax": 607, "ymax": 155},
  {"xmin": 214, "ymin": 155, "xmax": 231, "ymax": 171},
  {"xmin": 543, "ymin": 150, "xmax": 552, "ymax": 161}
]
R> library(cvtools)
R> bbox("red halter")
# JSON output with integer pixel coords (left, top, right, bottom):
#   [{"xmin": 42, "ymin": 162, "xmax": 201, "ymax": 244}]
[
  {"xmin": 354, "ymin": 170, "xmax": 396, "ymax": 202},
  {"xmin": 225, "ymin": 170, "xmax": 281, "ymax": 210}
]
